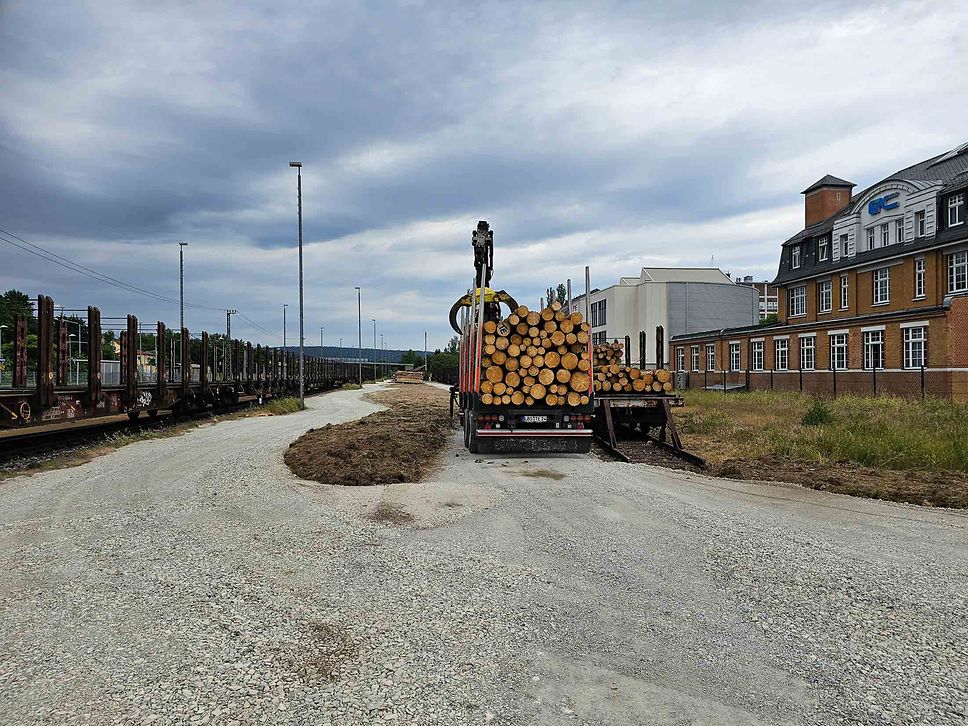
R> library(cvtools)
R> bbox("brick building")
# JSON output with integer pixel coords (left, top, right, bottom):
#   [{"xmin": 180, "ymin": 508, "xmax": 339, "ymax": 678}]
[{"xmin": 671, "ymin": 143, "xmax": 968, "ymax": 401}]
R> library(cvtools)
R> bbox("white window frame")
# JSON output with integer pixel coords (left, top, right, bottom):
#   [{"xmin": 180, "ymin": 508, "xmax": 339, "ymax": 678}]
[
  {"xmin": 895, "ymin": 218, "xmax": 904, "ymax": 244},
  {"xmin": 873, "ymin": 268, "xmax": 890, "ymax": 305},
  {"xmin": 799, "ymin": 336, "xmax": 815, "ymax": 371},
  {"xmin": 691, "ymin": 345, "xmax": 700, "ymax": 372},
  {"xmin": 591, "ymin": 331, "xmax": 607, "ymax": 346},
  {"xmin": 751, "ymin": 340, "xmax": 764, "ymax": 371},
  {"xmin": 915, "ymin": 210, "xmax": 926, "ymax": 237},
  {"xmin": 729, "ymin": 342, "xmax": 741, "ymax": 372},
  {"xmin": 949, "ymin": 193, "xmax": 965, "ymax": 227},
  {"xmin": 791, "ymin": 245, "xmax": 801, "ymax": 269},
  {"xmin": 840, "ymin": 234, "xmax": 849, "ymax": 258},
  {"xmin": 818, "ymin": 237, "xmax": 829, "ymax": 262},
  {"xmin": 863, "ymin": 330, "xmax": 884, "ymax": 370},
  {"xmin": 867, "ymin": 227, "xmax": 875, "ymax": 250},
  {"xmin": 840, "ymin": 274, "xmax": 849, "ymax": 309},
  {"xmin": 914, "ymin": 258, "xmax": 926, "ymax": 299},
  {"xmin": 676, "ymin": 346, "xmax": 685, "ymax": 372},
  {"xmin": 774, "ymin": 338, "xmax": 788, "ymax": 371},
  {"xmin": 880, "ymin": 223, "xmax": 889, "ymax": 247},
  {"xmin": 903, "ymin": 326, "xmax": 926, "ymax": 369},
  {"xmin": 949, "ymin": 250, "xmax": 968, "ymax": 293},
  {"xmin": 829, "ymin": 333, "xmax": 848, "ymax": 371},
  {"xmin": 818, "ymin": 280, "xmax": 832, "ymax": 313},
  {"xmin": 705, "ymin": 343, "xmax": 716, "ymax": 371},
  {"xmin": 789, "ymin": 285, "xmax": 806, "ymax": 317}
]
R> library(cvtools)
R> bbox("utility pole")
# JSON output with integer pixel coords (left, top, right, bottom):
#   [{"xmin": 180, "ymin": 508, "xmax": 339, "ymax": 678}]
[
  {"xmin": 289, "ymin": 161, "xmax": 305, "ymax": 408},
  {"xmin": 283, "ymin": 304, "xmax": 288, "ymax": 349},
  {"xmin": 380, "ymin": 333, "xmax": 384, "ymax": 379},
  {"xmin": 371, "ymin": 319, "xmax": 377, "ymax": 359},
  {"xmin": 226, "ymin": 309, "xmax": 236, "ymax": 338},
  {"xmin": 424, "ymin": 331, "xmax": 427, "ymax": 377},
  {"xmin": 178, "ymin": 242, "xmax": 188, "ymax": 333},
  {"xmin": 355, "ymin": 286, "xmax": 362, "ymax": 385}
]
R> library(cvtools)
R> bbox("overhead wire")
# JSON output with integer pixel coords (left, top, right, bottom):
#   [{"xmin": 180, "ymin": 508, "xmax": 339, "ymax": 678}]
[{"xmin": 1, "ymin": 227, "xmax": 283, "ymax": 343}]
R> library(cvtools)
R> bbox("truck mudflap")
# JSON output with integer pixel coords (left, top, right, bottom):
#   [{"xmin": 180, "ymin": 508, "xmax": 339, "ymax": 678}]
[{"xmin": 473, "ymin": 428, "xmax": 592, "ymax": 454}]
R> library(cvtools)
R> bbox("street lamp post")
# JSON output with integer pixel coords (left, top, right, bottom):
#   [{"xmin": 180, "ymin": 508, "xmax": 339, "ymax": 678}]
[
  {"xmin": 319, "ymin": 326, "xmax": 324, "ymax": 349},
  {"xmin": 424, "ymin": 331, "xmax": 427, "ymax": 378},
  {"xmin": 289, "ymin": 161, "xmax": 305, "ymax": 408},
  {"xmin": 380, "ymin": 333, "xmax": 384, "ymax": 379},
  {"xmin": 339, "ymin": 337, "xmax": 343, "ymax": 362},
  {"xmin": 283, "ymin": 304, "xmax": 288, "ymax": 349},
  {"xmin": 355, "ymin": 287, "xmax": 362, "ymax": 385},
  {"xmin": 179, "ymin": 241, "xmax": 188, "ymax": 370}
]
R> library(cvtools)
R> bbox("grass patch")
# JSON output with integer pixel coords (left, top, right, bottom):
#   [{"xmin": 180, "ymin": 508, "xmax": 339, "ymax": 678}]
[
  {"xmin": 679, "ymin": 390, "xmax": 968, "ymax": 508},
  {"xmin": 260, "ymin": 397, "xmax": 303, "ymax": 415},
  {"xmin": 341, "ymin": 383, "xmax": 362, "ymax": 390}
]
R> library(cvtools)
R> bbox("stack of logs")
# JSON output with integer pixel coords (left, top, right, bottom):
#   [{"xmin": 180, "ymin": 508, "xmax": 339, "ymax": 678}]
[
  {"xmin": 593, "ymin": 341, "xmax": 674, "ymax": 393},
  {"xmin": 480, "ymin": 302, "xmax": 592, "ymax": 407}
]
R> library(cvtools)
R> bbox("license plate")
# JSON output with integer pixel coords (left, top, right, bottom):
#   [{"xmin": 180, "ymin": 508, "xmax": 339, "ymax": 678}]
[{"xmin": 520, "ymin": 415, "xmax": 547, "ymax": 423}]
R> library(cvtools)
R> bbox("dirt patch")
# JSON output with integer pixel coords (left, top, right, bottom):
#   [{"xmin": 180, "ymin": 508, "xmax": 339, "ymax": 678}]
[
  {"xmin": 284, "ymin": 383, "xmax": 455, "ymax": 487},
  {"xmin": 367, "ymin": 501, "xmax": 415, "ymax": 525},
  {"xmin": 711, "ymin": 456, "xmax": 968, "ymax": 509},
  {"xmin": 517, "ymin": 469, "xmax": 566, "ymax": 481}
]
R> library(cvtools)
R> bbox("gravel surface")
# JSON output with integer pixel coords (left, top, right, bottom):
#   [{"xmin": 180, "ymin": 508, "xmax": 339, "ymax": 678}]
[{"xmin": 1, "ymin": 383, "xmax": 966, "ymax": 725}]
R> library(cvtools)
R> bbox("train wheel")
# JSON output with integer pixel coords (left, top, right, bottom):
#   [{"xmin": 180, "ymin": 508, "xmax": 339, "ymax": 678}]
[
  {"xmin": 127, "ymin": 410, "xmax": 140, "ymax": 422},
  {"xmin": 147, "ymin": 409, "xmax": 159, "ymax": 419}
]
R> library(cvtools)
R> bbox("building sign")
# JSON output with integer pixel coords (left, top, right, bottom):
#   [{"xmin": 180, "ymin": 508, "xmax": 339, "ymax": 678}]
[{"xmin": 868, "ymin": 192, "xmax": 900, "ymax": 216}]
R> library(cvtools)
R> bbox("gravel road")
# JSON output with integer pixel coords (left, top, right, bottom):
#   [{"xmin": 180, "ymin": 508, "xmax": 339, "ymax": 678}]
[{"xmin": 1, "ymin": 384, "xmax": 966, "ymax": 726}]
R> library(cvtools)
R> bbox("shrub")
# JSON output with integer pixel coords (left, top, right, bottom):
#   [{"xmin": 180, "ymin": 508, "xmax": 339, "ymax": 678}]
[{"xmin": 802, "ymin": 398, "xmax": 834, "ymax": 427}]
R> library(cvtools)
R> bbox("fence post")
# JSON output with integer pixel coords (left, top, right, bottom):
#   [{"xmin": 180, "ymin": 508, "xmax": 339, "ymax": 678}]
[
  {"xmin": 832, "ymin": 366, "xmax": 837, "ymax": 397},
  {"xmin": 799, "ymin": 367, "xmax": 803, "ymax": 392},
  {"xmin": 704, "ymin": 369, "xmax": 708, "ymax": 389},
  {"xmin": 872, "ymin": 365, "xmax": 877, "ymax": 397},
  {"xmin": 722, "ymin": 368, "xmax": 726, "ymax": 394},
  {"xmin": 770, "ymin": 368, "xmax": 774, "ymax": 390},
  {"xmin": 745, "ymin": 368, "xmax": 750, "ymax": 391},
  {"xmin": 920, "ymin": 364, "xmax": 925, "ymax": 400}
]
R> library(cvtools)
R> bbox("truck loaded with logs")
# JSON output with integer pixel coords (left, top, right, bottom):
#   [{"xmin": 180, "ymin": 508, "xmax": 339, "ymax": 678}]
[{"xmin": 449, "ymin": 221, "xmax": 698, "ymax": 463}]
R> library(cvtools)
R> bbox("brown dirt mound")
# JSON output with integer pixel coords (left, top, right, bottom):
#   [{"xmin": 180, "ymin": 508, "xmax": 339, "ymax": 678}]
[
  {"xmin": 712, "ymin": 456, "xmax": 968, "ymax": 509},
  {"xmin": 284, "ymin": 384, "xmax": 455, "ymax": 486}
]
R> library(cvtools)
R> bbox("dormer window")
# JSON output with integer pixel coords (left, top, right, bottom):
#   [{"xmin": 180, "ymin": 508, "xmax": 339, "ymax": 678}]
[
  {"xmin": 818, "ymin": 237, "xmax": 829, "ymax": 262},
  {"xmin": 867, "ymin": 227, "xmax": 875, "ymax": 250},
  {"xmin": 895, "ymin": 219, "xmax": 904, "ymax": 243},
  {"xmin": 949, "ymin": 193, "xmax": 965, "ymax": 227},
  {"xmin": 916, "ymin": 210, "xmax": 926, "ymax": 237},
  {"xmin": 791, "ymin": 245, "xmax": 801, "ymax": 269},
  {"xmin": 840, "ymin": 234, "xmax": 849, "ymax": 257}
]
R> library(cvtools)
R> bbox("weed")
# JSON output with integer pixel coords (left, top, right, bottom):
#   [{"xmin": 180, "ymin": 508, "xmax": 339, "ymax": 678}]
[{"xmin": 802, "ymin": 398, "xmax": 834, "ymax": 426}]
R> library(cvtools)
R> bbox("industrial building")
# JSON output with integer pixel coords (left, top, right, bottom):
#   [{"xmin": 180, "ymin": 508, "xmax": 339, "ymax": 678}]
[
  {"xmin": 671, "ymin": 142, "xmax": 968, "ymax": 401},
  {"xmin": 571, "ymin": 267, "xmax": 758, "ymax": 367}
]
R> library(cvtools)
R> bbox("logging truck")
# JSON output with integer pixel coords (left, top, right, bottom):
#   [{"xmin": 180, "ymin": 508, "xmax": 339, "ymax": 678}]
[{"xmin": 450, "ymin": 222, "xmax": 594, "ymax": 454}]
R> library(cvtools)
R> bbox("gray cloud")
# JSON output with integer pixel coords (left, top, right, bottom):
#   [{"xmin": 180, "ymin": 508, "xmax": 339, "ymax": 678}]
[{"xmin": 1, "ymin": 0, "xmax": 967, "ymax": 350}]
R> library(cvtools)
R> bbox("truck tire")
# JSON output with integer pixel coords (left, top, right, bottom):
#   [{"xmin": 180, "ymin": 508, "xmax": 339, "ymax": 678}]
[{"xmin": 463, "ymin": 410, "xmax": 471, "ymax": 449}]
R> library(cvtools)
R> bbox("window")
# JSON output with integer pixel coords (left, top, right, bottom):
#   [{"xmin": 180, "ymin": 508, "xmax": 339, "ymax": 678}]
[
  {"xmin": 840, "ymin": 274, "xmax": 849, "ymax": 309},
  {"xmin": 914, "ymin": 258, "xmax": 925, "ymax": 299},
  {"xmin": 751, "ymin": 341, "xmax": 764, "ymax": 371},
  {"xmin": 774, "ymin": 339, "xmax": 788, "ymax": 371},
  {"xmin": 818, "ymin": 237, "xmax": 829, "ymax": 261},
  {"xmin": 818, "ymin": 280, "xmax": 832, "ymax": 312},
  {"xmin": 791, "ymin": 245, "xmax": 801, "ymax": 269},
  {"xmin": 592, "ymin": 331, "xmax": 607, "ymax": 346},
  {"xmin": 706, "ymin": 344, "xmax": 716, "ymax": 371},
  {"xmin": 839, "ymin": 234, "xmax": 849, "ymax": 258},
  {"xmin": 800, "ymin": 336, "xmax": 815, "ymax": 371},
  {"xmin": 789, "ymin": 285, "xmax": 806, "ymax": 316},
  {"xmin": 836, "ymin": 191, "xmax": 842, "ymax": 202},
  {"xmin": 895, "ymin": 218, "xmax": 905, "ymax": 244},
  {"xmin": 829, "ymin": 333, "xmax": 848, "ymax": 371},
  {"xmin": 676, "ymin": 346, "xmax": 685, "ymax": 372},
  {"xmin": 873, "ymin": 268, "xmax": 890, "ymax": 304},
  {"xmin": 691, "ymin": 345, "xmax": 700, "ymax": 372},
  {"xmin": 867, "ymin": 227, "xmax": 875, "ymax": 250},
  {"xmin": 881, "ymin": 223, "xmax": 889, "ymax": 247},
  {"xmin": 903, "ymin": 327, "xmax": 926, "ymax": 369},
  {"xmin": 729, "ymin": 342, "xmax": 741, "ymax": 371},
  {"xmin": 863, "ymin": 330, "xmax": 884, "ymax": 370},
  {"xmin": 590, "ymin": 300, "xmax": 607, "ymax": 327},
  {"xmin": 949, "ymin": 193, "xmax": 965, "ymax": 227},
  {"xmin": 949, "ymin": 251, "xmax": 968, "ymax": 293},
  {"xmin": 915, "ymin": 209, "xmax": 926, "ymax": 237}
]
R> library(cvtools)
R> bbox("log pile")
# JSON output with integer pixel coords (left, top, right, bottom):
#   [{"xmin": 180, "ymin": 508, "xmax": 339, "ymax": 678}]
[
  {"xmin": 479, "ymin": 302, "xmax": 592, "ymax": 407},
  {"xmin": 593, "ymin": 341, "xmax": 674, "ymax": 393},
  {"xmin": 394, "ymin": 369, "xmax": 425, "ymax": 384}
]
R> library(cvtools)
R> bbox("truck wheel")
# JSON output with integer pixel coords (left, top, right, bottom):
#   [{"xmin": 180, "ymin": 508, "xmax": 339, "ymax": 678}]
[{"xmin": 463, "ymin": 411, "xmax": 471, "ymax": 449}]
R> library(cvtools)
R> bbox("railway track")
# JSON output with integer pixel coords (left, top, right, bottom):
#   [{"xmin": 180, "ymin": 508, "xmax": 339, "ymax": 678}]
[{"xmin": 0, "ymin": 399, "xmax": 271, "ymax": 467}]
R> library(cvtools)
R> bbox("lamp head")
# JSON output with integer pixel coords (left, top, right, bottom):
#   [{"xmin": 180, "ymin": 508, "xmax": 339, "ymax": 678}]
[{"xmin": 289, "ymin": 161, "xmax": 302, "ymax": 168}]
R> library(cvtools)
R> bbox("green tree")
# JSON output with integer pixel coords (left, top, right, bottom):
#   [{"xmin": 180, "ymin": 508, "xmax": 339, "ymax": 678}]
[
  {"xmin": 400, "ymin": 349, "xmax": 425, "ymax": 367},
  {"xmin": 758, "ymin": 313, "xmax": 780, "ymax": 326},
  {"xmin": 556, "ymin": 283, "xmax": 567, "ymax": 306}
]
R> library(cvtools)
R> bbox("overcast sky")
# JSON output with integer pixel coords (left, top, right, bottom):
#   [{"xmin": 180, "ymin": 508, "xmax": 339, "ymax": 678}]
[{"xmin": 1, "ymin": 1, "xmax": 966, "ymax": 351}]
